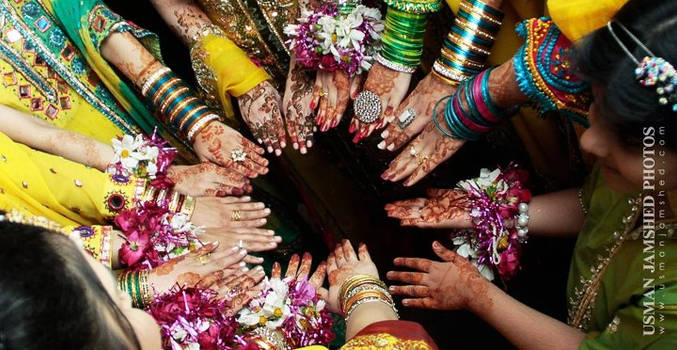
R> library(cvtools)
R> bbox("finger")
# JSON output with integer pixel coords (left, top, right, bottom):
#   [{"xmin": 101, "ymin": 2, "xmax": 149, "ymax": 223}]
[
  {"xmin": 242, "ymin": 159, "xmax": 269, "ymax": 177},
  {"xmin": 297, "ymin": 252, "xmax": 313, "ymax": 280},
  {"xmin": 285, "ymin": 112, "xmax": 299, "ymax": 149},
  {"xmin": 209, "ymin": 246, "xmax": 248, "ymax": 267},
  {"xmin": 272, "ymin": 261, "xmax": 282, "ymax": 279},
  {"xmin": 241, "ymin": 137, "xmax": 266, "ymax": 156},
  {"xmin": 274, "ymin": 109, "xmax": 287, "ymax": 151},
  {"xmin": 226, "ymin": 201, "xmax": 266, "ymax": 210},
  {"xmin": 402, "ymin": 157, "xmax": 438, "ymax": 187},
  {"xmin": 231, "ymin": 233, "xmax": 281, "ymax": 244},
  {"xmin": 327, "ymin": 252, "xmax": 337, "ymax": 272},
  {"xmin": 240, "ymin": 241, "xmax": 278, "ymax": 252},
  {"xmin": 189, "ymin": 240, "xmax": 220, "ymax": 257},
  {"xmin": 231, "ymin": 208, "xmax": 270, "ymax": 221},
  {"xmin": 309, "ymin": 261, "xmax": 327, "ymax": 288},
  {"xmin": 230, "ymin": 227, "xmax": 275, "ymax": 236},
  {"xmin": 195, "ymin": 269, "xmax": 227, "ymax": 289},
  {"xmin": 317, "ymin": 97, "xmax": 328, "ymax": 127},
  {"xmin": 334, "ymin": 243, "xmax": 346, "ymax": 265},
  {"xmin": 219, "ymin": 196, "xmax": 253, "ymax": 204},
  {"xmin": 285, "ymin": 254, "xmax": 301, "ymax": 278},
  {"xmin": 388, "ymin": 285, "xmax": 430, "ymax": 298},
  {"xmin": 393, "ymin": 257, "xmax": 433, "ymax": 272},
  {"xmin": 426, "ymin": 188, "xmax": 454, "ymax": 198},
  {"xmin": 244, "ymin": 255, "xmax": 264, "ymax": 264},
  {"xmin": 349, "ymin": 74, "xmax": 364, "ymax": 100},
  {"xmin": 311, "ymin": 81, "xmax": 322, "ymax": 110},
  {"xmin": 402, "ymin": 298, "xmax": 437, "ymax": 309},
  {"xmin": 348, "ymin": 117, "xmax": 360, "ymax": 134},
  {"xmin": 334, "ymin": 80, "xmax": 349, "ymax": 127},
  {"xmin": 321, "ymin": 106, "xmax": 335, "ymax": 132},
  {"xmin": 384, "ymin": 198, "xmax": 426, "ymax": 210},
  {"xmin": 230, "ymin": 162, "xmax": 258, "ymax": 179},
  {"xmin": 230, "ymin": 218, "xmax": 268, "ymax": 228},
  {"xmin": 385, "ymin": 271, "xmax": 426, "ymax": 284},
  {"xmin": 357, "ymin": 243, "xmax": 372, "ymax": 262},
  {"xmin": 342, "ymin": 239, "xmax": 357, "ymax": 262},
  {"xmin": 432, "ymin": 241, "xmax": 458, "ymax": 262}
]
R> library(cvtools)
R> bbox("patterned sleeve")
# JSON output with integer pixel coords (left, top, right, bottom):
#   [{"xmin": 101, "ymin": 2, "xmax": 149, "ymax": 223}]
[
  {"xmin": 342, "ymin": 321, "xmax": 438, "ymax": 350},
  {"xmin": 512, "ymin": 17, "xmax": 591, "ymax": 125}
]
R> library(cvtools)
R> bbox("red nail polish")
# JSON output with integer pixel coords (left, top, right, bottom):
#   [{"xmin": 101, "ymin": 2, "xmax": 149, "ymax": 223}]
[{"xmin": 348, "ymin": 124, "xmax": 356, "ymax": 133}]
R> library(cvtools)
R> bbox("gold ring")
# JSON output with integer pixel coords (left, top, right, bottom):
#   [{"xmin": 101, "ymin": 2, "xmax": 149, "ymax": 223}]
[
  {"xmin": 231, "ymin": 209, "xmax": 241, "ymax": 222},
  {"xmin": 319, "ymin": 90, "xmax": 328, "ymax": 97},
  {"xmin": 416, "ymin": 154, "xmax": 429, "ymax": 166},
  {"xmin": 198, "ymin": 254, "xmax": 210, "ymax": 265}
]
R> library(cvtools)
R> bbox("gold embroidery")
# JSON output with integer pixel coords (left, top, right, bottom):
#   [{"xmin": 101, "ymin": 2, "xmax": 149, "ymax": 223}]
[{"xmin": 341, "ymin": 333, "xmax": 432, "ymax": 350}]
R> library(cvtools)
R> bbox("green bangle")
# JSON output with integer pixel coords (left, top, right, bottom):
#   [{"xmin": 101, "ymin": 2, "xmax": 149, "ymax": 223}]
[{"xmin": 383, "ymin": 0, "xmax": 441, "ymax": 14}]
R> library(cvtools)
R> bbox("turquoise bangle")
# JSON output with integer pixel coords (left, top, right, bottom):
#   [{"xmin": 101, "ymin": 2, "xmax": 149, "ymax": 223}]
[{"xmin": 465, "ymin": 0, "xmax": 504, "ymax": 19}]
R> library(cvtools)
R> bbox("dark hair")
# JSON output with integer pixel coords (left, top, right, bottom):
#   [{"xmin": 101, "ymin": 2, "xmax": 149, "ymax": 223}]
[
  {"xmin": 576, "ymin": 0, "xmax": 677, "ymax": 149},
  {"xmin": 0, "ymin": 221, "xmax": 141, "ymax": 349}
]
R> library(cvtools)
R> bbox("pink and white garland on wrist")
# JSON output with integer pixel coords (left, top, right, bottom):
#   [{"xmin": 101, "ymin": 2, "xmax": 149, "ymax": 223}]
[
  {"xmin": 452, "ymin": 163, "xmax": 531, "ymax": 281},
  {"xmin": 107, "ymin": 128, "xmax": 177, "ymax": 189},
  {"xmin": 284, "ymin": 3, "xmax": 384, "ymax": 76}
]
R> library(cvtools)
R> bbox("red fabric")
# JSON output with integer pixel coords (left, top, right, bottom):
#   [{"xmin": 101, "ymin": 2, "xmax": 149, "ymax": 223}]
[{"xmin": 354, "ymin": 320, "xmax": 439, "ymax": 350}]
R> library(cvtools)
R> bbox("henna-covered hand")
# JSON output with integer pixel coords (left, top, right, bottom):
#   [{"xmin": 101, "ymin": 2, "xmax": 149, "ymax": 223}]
[
  {"xmin": 378, "ymin": 72, "xmax": 457, "ymax": 151},
  {"xmin": 168, "ymin": 163, "xmax": 252, "ymax": 197},
  {"xmin": 213, "ymin": 266, "xmax": 267, "ymax": 316},
  {"xmin": 271, "ymin": 252, "xmax": 328, "ymax": 290},
  {"xmin": 282, "ymin": 61, "xmax": 315, "ymax": 154},
  {"xmin": 238, "ymin": 80, "xmax": 287, "ymax": 156},
  {"xmin": 200, "ymin": 226, "xmax": 281, "ymax": 253},
  {"xmin": 325, "ymin": 240, "xmax": 379, "ymax": 313},
  {"xmin": 387, "ymin": 241, "xmax": 490, "ymax": 311},
  {"xmin": 350, "ymin": 62, "xmax": 412, "ymax": 143},
  {"xmin": 148, "ymin": 241, "xmax": 251, "ymax": 295},
  {"xmin": 191, "ymin": 196, "xmax": 271, "ymax": 228},
  {"xmin": 381, "ymin": 118, "xmax": 464, "ymax": 186},
  {"xmin": 193, "ymin": 121, "xmax": 269, "ymax": 178},
  {"xmin": 312, "ymin": 70, "xmax": 363, "ymax": 133},
  {"xmin": 385, "ymin": 188, "xmax": 472, "ymax": 228}
]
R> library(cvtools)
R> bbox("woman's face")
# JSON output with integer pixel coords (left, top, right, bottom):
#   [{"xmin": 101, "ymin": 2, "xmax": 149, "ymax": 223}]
[
  {"xmin": 83, "ymin": 253, "xmax": 162, "ymax": 349},
  {"xmin": 579, "ymin": 90, "xmax": 677, "ymax": 193}
]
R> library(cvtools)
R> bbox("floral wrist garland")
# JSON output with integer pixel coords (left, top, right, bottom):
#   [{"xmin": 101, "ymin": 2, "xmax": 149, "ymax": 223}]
[
  {"xmin": 149, "ymin": 277, "xmax": 334, "ymax": 349},
  {"xmin": 284, "ymin": 3, "xmax": 384, "ymax": 76},
  {"xmin": 451, "ymin": 163, "xmax": 531, "ymax": 281},
  {"xmin": 107, "ymin": 129, "xmax": 177, "ymax": 189},
  {"xmin": 116, "ymin": 201, "xmax": 203, "ymax": 270}
]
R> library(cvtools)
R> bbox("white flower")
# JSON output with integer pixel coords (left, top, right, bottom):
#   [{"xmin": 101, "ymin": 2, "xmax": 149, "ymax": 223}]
[
  {"xmin": 169, "ymin": 213, "xmax": 192, "ymax": 233},
  {"xmin": 455, "ymin": 242, "xmax": 474, "ymax": 258},
  {"xmin": 237, "ymin": 308, "xmax": 262, "ymax": 327},
  {"xmin": 111, "ymin": 134, "xmax": 145, "ymax": 171},
  {"xmin": 170, "ymin": 326, "xmax": 188, "ymax": 341},
  {"xmin": 186, "ymin": 342, "xmax": 200, "ymax": 350},
  {"xmin": 475, "ymin": 262, "xmax": 495, "ymax": 281},
  {"xmin": 476, "ymin": 168, "xmax": 501, "ymax": 188}
]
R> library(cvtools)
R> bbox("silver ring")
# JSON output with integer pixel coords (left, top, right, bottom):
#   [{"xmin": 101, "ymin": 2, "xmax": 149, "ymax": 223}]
[
  {"xmin": 231, "ymin": 149, "xmax": 247, "ymax": 163},
  {"xmin": 238, "ymin": 240, "xmax": 244, "ymax": 248},
  {"xmin": 398, "ymin": 108, "xmax": 416, "ymax": 129},
  {"xmin": 354, "ymin": 90, "xmax": 382, "ymax": 124}
]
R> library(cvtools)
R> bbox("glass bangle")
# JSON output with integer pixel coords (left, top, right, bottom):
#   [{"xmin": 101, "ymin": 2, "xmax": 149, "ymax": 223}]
[{"xmin": 465, "ymin": 0, "xmax": 504, "ymax": 19}]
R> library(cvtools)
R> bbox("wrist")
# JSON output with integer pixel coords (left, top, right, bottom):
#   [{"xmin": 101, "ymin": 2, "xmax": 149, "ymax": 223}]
[{"xmin": 466, "ymin": 278, "xmax": 498, "ymax": 316}]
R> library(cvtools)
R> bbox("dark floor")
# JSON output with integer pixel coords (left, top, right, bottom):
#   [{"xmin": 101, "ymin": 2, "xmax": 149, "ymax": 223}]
[{"xmin": 109, "ymin": 3, "xmax": 579, "ymax": 348}]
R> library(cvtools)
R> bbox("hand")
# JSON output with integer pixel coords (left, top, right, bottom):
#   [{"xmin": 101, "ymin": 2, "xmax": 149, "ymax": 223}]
[
  {"xmin": 326, "ymin": 240, "xmax": 379, "ymax": 313},
  {"xmin": 191, "ymin": 196, "xmax": 271, "ymax": 228},
  {"xmin": 312, "ymin": 70, "xmax": 363, "ymax": 133},
  {"xmin": 193, "ymin": 121, "xmax": 269, "ymax": 178},
  {"xmin": 378, "ymin": 72, "xmax": 457, "ymax": 151},
  {"xmin": 385, "ymin": 189, "xmax": 471, "ymax": 228},
  {"xmin": 168, "ymin": 163, "xmax": 252, "ymax": 197},
  {"xmin": 271, "ymin": 252, "xmax": 327, "ymax": 289},
  {"xmin": 238, "ymin": 80, "xmax": 287, "ymax": 156},
  {"xmin": 200, "ymin": 226, "xmax": 281, "ymax": 252},
  {"xmin": 387, "ymin": 241, "xmax": 489, "ymax": 311},
  {"xmin": 350, "ymin": 62, "xmax": 411, "ymax": 143},
  {"xmin": 281, "ymin": 61, "xmax": 315, "ymax": 154},
  {"xmin": 148, "ymin": 241, "xmax": 250, "ymax": 295},
  {"xmin": 381, "ymin": 120, "xmax": 465, "ymax": 186}
]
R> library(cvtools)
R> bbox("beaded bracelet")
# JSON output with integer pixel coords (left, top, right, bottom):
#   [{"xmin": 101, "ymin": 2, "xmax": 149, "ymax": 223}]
[
  {"xmin": 432, "ymin": 0, "xmax": 503, "ymax": 85},
  {"xmin": 141, "ymin": 68, "xmax": 219, "ymax": 142}
]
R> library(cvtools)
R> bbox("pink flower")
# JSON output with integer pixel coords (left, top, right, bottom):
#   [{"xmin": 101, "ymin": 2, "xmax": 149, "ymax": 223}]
[{"xmin": 497, "ymin": 248, "xmax": 521, "ymax": 281}]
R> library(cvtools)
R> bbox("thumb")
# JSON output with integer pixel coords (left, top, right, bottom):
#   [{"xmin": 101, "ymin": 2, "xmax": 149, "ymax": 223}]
[{"xmin": 432, "ymin": 241, "xmax": 458, "ymax": 262}]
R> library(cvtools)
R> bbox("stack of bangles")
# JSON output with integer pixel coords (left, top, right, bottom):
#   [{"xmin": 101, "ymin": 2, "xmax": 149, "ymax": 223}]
[
  {"xmin": 118, "ymin": 270, "xmax": 153, "ymax": 309},
  {"xmin": 432, "ymin": 0, "xmax": 503, "ymax": 85},
  {"xmin": 376, "ymin": 0, "xmax": 441, "ymax": 73},
  {"xmin": 434, "ymin": 66, "xmax": 517, "ymax": 140},
  {"xmin": 141, "ymin": 67, "xmax": 219, "ymax": 142},
  {"xmin": 339, "ymin": 275, "xmax": 398, "ymax": 321},
  {"xmin": 141, "ymin": 186, "xmax": 196, "ymax": 219}
]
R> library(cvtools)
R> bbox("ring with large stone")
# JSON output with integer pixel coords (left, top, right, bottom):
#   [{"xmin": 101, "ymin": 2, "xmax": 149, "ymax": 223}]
[
  {"xmin": 231, "ymin": 149, "xmax": 247, "ymax": 163},
  {"xmin": 354, "ymin": 90, "xmax": 382, "ymax": 124},
  {"xmin": 231, "ymin": 209, "xmax": 241, "ymax": 222},
  {"xmin": 398, "ymin": 108, "xmax": 416, "ymax": 129}
]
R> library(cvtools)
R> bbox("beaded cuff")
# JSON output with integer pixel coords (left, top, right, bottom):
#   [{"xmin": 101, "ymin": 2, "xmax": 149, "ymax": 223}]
[{"xmin": 513, "ymin": 17, "xmax": 591, "ymax": 125}]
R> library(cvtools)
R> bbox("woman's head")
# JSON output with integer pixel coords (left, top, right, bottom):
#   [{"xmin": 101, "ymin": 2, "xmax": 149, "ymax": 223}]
[
  {"xmin": 576, "ymin": 0, "xmax": 677, "ymax": 192},
  {"xmin": 0, "ymin": 221, "xmax": 160, "ymax": 349}
]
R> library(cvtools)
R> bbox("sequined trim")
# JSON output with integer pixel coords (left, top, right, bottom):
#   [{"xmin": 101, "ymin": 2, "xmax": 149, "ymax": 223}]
[
  {"xmin": 343, "ymin": 333, "xmax": 432, "ymax": 349},
  {"xmin": 605, "ymin": 315, "xmax": 620, "ymax": 334},
  {"xmin": 0, "ymin": 0, "xmax": 135, "ymax": 134},
  {"xmin": 567, "ymin": 195, "xmax": 641, "ymax": 331}
]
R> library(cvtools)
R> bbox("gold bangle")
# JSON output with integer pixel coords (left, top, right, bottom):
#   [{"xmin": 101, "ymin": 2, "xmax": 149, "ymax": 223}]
[
  {"xmin": 345, "ymin": 290, "xmax": 393, "ymax": 313},
  {"xmin": 181, "ymin": 195, "xmax": 196, "ymax": 220},
  {"xmin": 440, "ymin": 47, "xmax": 485, "ymax": 69},
  {"xmin": 459, "ymin": 0, "xmax": 502, "ymax": 26},
  {"xmin": 446, "ymin": 32, "xmax": 492, "ymax": 56},
  {"xmin": 151, "ymin": 77, "xmax": 181, "ymax": 106},
  {"xmin": 178, "ymin": 104, "xmax": 209, "ymax": 132},
  {"xmin": 140, "ymin": 270, "xmax": 153, "ymax": 309},
  {"xmin": 117, "ymin": 271, "xmax": 128, "ymax": 293},
  {"xmin": 454, "ymin": 16, "xmax": 496, "ymax": 41},
  {"xmin": 158, "ymin": 86, "xmax": 190, "ymax": 115},
  {"xmin": 167, "ymin": 96, "xmax": 199, "ymax": 125},
  {"xmin": 339, "ymin": 275, "xmax": 387, "ymax": 311}
]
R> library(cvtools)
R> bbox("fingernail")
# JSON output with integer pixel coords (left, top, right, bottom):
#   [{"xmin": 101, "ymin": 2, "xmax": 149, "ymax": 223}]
[
  {"xmin": 267, "ymin": 230, "xmax": 275, "ymax": 235},
  {"xmin": 231, "ymin": 246, "xmax": 240, "ymax": 252},
  {"xmin": 274, "ymin": 236, "xmax": 282, "ymax": 242},
  {"xmin": 260, "ymin": 218, "xmax": 267, "ymax": 224},
  {"xmin": 389, "ymin": 286, "xmax": 396, "ymax": 292},
  {"xmin": 257, "ymin": 138, "xmax": 263, "ymax": 144},
  {"xmin": 239, "ymin": 261, "xmax": 247, "ymax": 267},
  {"xmin": 377, "ymin": 140, "xmax": 386, "ymax": 150},
  {"xmin": 352, "ymin": 134, "xmax": 360, "ymax": 144},
  {"xmin": 242, "ymin": 196, "xmax": 251, "ymax": 201},
  {"xmin": 256, "ymin": 266, "xmax": 264, "ymax": 271},
  {"xmin": 381, "ymin": 130, "xmax": 389, "ymax": 138},
  {"xmin": 264, "ymin": 208, "xmax": 271, "ymax": 214},
  {"xmin": 348, "ymin": 124, "xmax": 356, "ymax": 133},
  {"xmin": 306, "ymin": 140, "xmax": 312, "ymax": 148},
  {"xmin": 300, "ymin": 147, "xmax": 307, "ymax": 154},
  {"xmin": 242, "ymin": 267, "xmax": 249, "ymax": 272},
  {"xmin": 280, "ymin": 141, "xmax": 286, "ymax": 148},
  {"xmin": 310, "ymin": 101, "xmax": 316, "ymax": 109},
  {"xmin": 380, "ymin": 171, "xmax": 389, "ymax": 180},
  {"xmin": 386, "ymin": 143, "xmax": 395, "ymax": 151},
  {"xmin": 239, "ymin": 249, "xmax": 248, "ymax": 255},
  {"xmin": 275, "ymin": 149, "xmax": 282, "ymax": 156},
  {"xmin": 267, "ymin": 146, "xmax": 274, "ymax": 153},
  {"xmin": 293, "ymin": 142, "xmax": 299, "ymax": 150},
  {"xmin": 433, "ymin": 241, "xmax": 441, "ymax": 249}
]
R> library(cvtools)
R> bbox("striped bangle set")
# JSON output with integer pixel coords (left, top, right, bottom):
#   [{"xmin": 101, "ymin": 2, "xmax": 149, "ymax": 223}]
[
  {"xmin": 432, "ymin": 0, "xmax": 503, "ymax": 85},
  {"xmin": 339, "ymin": 275, "xmax": 399, "ymax": 321},
  {"xmin": 434, "ymin": 66, "xmax": 517, "ymax": 140},
  {"xmin": 118, "ymin": 269, "xmax": 153, "ymax": 309},
  {"xmin": 141, "ymin": 67, "xmax": 219, "ymax": 142}
]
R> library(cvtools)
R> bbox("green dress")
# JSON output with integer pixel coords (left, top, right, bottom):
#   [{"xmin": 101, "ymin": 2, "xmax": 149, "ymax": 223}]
[{"xmin": 568, "ymin": 165, "xmax": 677, "ymax": 349}]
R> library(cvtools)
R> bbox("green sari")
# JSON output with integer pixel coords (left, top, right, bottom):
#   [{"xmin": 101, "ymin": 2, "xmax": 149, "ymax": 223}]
[{"xmin": 568, "ymin": 165, "xmax": 677, "ymax": 348}]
